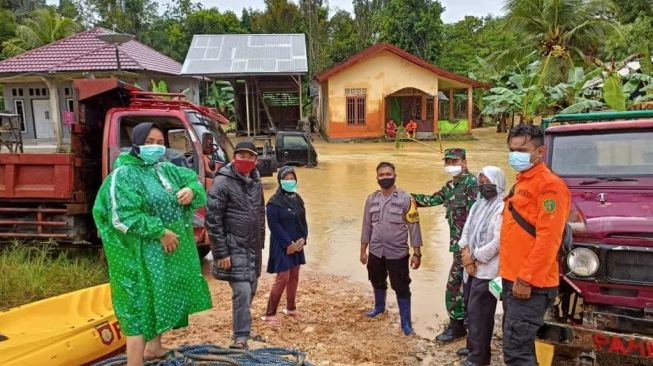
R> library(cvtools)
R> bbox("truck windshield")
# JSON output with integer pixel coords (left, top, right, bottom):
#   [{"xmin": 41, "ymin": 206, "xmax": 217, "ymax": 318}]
[
  {"xmin": 550, "ymin": 130, "xmax": 653, "ymax": 177},
  {"xmin": 186, "ymin": 111, "xmax": 234, "ymax": 162}
]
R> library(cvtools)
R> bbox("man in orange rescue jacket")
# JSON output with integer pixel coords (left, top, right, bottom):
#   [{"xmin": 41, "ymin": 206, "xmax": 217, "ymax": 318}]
[{"xmin": 499, "ymin": 124, "xmax": 571, "ymax": 366}]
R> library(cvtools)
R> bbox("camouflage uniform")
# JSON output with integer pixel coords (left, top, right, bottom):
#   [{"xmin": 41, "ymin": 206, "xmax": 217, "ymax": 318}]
[{"xmin": 412, "ymin": 148, "xmax": 477, "ymax": 321}]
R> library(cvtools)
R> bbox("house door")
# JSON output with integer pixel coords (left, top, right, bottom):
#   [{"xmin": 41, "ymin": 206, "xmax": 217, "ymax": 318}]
[{"xmin": 32, "ymin": 99, "xmax": 55, "ymax": 139}]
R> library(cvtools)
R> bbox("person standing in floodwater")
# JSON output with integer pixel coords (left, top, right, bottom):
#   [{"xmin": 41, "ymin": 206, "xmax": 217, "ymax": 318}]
[
  {"xmin": 412, "ymin": 148, "xmax": 478, "ymax": 343},
  {"xmin": 360, "ymin": 162, "xmax": 423, "ymax": 336}
]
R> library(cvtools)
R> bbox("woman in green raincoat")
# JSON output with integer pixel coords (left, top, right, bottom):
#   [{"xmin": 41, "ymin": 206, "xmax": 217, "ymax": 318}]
[{"xmin": 93, "ymin": 122, "xmax": 212, "ymax": 365}]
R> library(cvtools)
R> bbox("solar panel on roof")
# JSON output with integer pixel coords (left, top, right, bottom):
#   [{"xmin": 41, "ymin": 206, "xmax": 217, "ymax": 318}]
[{"xmin": 181, "ymin": 34, "xmax": 308, "ymax": 76}]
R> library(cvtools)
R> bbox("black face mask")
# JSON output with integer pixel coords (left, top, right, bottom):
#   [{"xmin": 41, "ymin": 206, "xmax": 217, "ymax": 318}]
[
  {"xmin": 479, "ymin": 184, "xmax": 498, "ymax": 200},
  {"xmin": 377, "ymin": 177, "xmax": 396, "ymax": 189}
]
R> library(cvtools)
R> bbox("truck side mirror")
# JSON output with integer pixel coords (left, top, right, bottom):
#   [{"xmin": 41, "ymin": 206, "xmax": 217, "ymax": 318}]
[{"xmin": 202, "ymin": 132, "xmax": 215, "ymax": 155}]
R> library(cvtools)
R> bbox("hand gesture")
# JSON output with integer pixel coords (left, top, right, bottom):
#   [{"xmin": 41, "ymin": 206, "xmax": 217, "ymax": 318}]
[
  {"xmin": 160, "ymin": 229, "xmax": 179, "ymax": 253},
  {"xmin": 360, "ymin": 251, "xmax": 368, "ymax": 265},
  {"xmin": 410, "ymin": 255, "xmax": 421, "ymax": 270},
  {"xmin": 216, "ymin": 256, "xmax": 232, "ymax": 270},
  {"xmin": 513, "ymin": 279, "xmax": 532, "ymax": 300},
  {"xmin": 177, "ymin": 187, "xmax": 194, "ymax": 205}
]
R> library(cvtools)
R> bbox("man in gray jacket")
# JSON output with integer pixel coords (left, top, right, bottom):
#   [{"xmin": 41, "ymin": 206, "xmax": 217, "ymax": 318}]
[{"xmin": 206, "ymin": 141, "xmax": 265, "ymax": 350}]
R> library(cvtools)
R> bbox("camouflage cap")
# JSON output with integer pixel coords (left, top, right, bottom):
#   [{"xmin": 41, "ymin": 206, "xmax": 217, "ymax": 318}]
[{"xmin": 443, "ymin": 148, "xmax": 466, "ymax": 160}]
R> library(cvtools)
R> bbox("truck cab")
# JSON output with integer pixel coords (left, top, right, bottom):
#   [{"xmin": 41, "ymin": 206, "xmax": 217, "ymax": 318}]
[
  {"xmin": 538, "ymin": 111, "xmax": 653, "ymax": 363},
  {"xmin": 0, "ymin": 79, "xmax": 233, "ymax": 257}
]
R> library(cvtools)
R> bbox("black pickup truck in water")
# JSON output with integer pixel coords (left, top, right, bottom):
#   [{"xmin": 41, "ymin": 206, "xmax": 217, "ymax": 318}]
[{"xmin": 253, "ymin": 130, "xmax": 318, "ymax": 177}]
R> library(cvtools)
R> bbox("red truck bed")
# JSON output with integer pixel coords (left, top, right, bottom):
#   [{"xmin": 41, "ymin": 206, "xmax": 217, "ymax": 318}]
[{"xmin": 0, "ymin": 154, "xmax": 75, "ymax": 200}]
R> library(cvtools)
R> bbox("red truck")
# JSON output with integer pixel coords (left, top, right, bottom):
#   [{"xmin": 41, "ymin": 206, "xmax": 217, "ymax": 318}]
[
  {"xmin": 0, "ymin": 78, "xmax": 234, "ymax": 257},
  {"xmin": 538, "ymin": 111, "xmax": 653, "ymax": 365}
]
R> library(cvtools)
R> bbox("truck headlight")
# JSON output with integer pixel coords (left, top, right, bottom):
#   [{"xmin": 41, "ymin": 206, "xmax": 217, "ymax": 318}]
[{"xmin": 567, "ymin": 248, "xmax": 599, "ymax": 277}]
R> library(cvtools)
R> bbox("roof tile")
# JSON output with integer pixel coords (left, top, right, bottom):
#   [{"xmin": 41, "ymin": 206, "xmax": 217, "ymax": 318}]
[{"xmin": 0, "ymin": 27, "xmax": 181, "ymax": 75}]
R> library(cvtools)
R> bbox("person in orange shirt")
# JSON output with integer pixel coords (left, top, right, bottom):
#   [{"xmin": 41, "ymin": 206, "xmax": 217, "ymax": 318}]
[
  {"xmin": 405, "ymin": 119, "xmax": 417, "ymax": 139},
  {"xmin": 499, "ymin": 124, "xmax": 571, "ymax": 366}
]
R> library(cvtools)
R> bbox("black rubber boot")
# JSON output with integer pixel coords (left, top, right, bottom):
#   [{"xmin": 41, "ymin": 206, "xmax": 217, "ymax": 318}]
[{"xmin": 435, "ymin": 319, "xmax": 467, "ymax": 343}]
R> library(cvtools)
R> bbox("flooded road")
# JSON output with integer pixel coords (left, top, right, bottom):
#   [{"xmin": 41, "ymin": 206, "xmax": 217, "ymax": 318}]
[{"xmin": 248, "ymin": 127, "xmax": 514, "ymax": 337}]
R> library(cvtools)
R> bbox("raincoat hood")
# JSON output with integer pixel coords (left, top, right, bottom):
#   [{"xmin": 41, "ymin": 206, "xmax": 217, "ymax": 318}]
[
  {"xmin": 129, "ymin": 122, "xmax": 165, "ymax": 157},
  {"xmin": 479, "ymin": 166, "xmax": 506, "ymax": 194},
  {"xmin": 113, "ymin": 152, "xmax": 147, "ymax": 169}
]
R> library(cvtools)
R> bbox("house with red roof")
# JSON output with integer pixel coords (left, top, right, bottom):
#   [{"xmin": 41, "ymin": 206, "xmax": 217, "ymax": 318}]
[
  {"xmin": 0, "ymin": 27, "xmax": 198, "ymax": 140},
  {"xmin": 315, "ymin": 43, "xmax": 489, "ymax": 140}
]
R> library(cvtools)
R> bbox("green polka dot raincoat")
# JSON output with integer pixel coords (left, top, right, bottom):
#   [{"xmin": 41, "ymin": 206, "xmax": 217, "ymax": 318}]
[{"xmin": 92, "ymin": 152, "xmax": 212, "ymax": 341}]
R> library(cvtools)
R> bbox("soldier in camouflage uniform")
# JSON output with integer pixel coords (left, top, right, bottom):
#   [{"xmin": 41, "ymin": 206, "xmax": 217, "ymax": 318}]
[{"xmin": 412, "ymin": 148, "xmax": 478, "ymax": 343}]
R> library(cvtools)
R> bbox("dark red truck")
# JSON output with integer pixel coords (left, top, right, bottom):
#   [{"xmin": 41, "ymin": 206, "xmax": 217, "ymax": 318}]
[
  {"xmin": 538, "ymin": 111, "xmax": 653, "ymax": 364},
  {"xmin": 0, "ymin": 78, "xmax": 234, "ymax": 257}
]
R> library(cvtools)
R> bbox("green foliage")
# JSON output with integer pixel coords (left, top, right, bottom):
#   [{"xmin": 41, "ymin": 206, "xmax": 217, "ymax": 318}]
[
  {"xmin": 82, "ymin": 0, "xmax": 158, "ymax": 35},
  {"xmin": 150, "ymin": 80, "xmax": 168, "ymax": 93},
  {"xmin": 376, "ymin": 0, "xmax": 444, "ymax": 64},
  {"xmin": 328, "ymin": 10, "xmax": 358, "ymax": 64},
  {"xmin": 0, "ymin": 243, "xmax": 108, "ymax": 310},
  {"xmin": 497, "ymin": 0, "xmax": 619, "ymax": 85},
  {"xmin": 204, "ymin": 81, "xmax": 235, "ymax": 120},
  {"xmin": 2, "ymin": 7, "xmax": 80, "ymax": 58}
]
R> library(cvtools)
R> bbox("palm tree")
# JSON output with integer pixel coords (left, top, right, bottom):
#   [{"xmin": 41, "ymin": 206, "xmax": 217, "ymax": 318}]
[
  {"xmin": 496, "ymin": 0, "xmax": 618, "ymax": 85},
  {"xmin": 2, "ymin": 7, "xmax": 80, "ymax": 58}
]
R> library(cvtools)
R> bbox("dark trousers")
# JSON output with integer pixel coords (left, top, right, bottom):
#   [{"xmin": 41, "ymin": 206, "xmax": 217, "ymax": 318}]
[
  {"xmin": 463, "ymin": 276, "xmax": 497, "ymax": 365},
  {"xmin": 265, "ymin": 265, "xmax": 300, "ymax": 316},
  {"xmin": 367, "ymin": 253, "xmax": 411, "ymax": 298},
  {"xmin": 502, "ymin": 280, "xmax": 557, "ymax": 366},
  {"xmin": 446, "ymin": 251, "xmax": 465, "ymax": 320}
]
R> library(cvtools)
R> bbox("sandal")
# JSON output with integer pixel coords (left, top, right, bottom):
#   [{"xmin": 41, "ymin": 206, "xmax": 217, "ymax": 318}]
[
  {"xmin": 229, "ymin": 339, "xmax": 249, "ymax": 350},
  {"xmin": 260, "ymin": 315, "xmax": 281, "ymax": 327},
  {"xmin": 144, "ymin": 349, "xmax": 184, "ymax": 361},
  {"xmin": 283, "ymin": 309, "xmax": 303, "ymax": 320}
]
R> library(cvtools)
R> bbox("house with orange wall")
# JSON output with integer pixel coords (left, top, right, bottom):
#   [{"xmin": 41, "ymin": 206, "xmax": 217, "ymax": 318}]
[{"xmin": 315, "ymin": 43, "xmax": 489, "ymax": 140}]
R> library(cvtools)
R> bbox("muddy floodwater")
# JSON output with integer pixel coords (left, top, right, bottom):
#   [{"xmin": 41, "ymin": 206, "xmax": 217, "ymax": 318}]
[{"xmin": 236, "ymin": 127, "xmax": 514, "ymax": 338}]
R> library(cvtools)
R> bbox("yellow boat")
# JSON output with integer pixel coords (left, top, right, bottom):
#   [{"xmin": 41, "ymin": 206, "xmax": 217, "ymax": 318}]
[{"xmin": 0, "ymin": 284, "xmax": 125, "ymax": 366}]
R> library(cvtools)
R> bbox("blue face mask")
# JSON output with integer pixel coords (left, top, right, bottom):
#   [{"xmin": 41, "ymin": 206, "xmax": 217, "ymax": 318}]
[
  {"xmin": 280, "ymin": 179, "xmax": 297, "ymax": 192},
  {"xmin": 508, "ymin": 151, "xmax": 533, "ymax": 172},
  {"xmin": 138, "ymin": 144, "xmax": 166, "ymax": 164}
]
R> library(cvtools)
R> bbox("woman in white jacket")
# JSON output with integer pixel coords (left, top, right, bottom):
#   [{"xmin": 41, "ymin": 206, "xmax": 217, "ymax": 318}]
[{"xmin": 459, "ymin": 166, "xmax": 506, "ymax": 366}]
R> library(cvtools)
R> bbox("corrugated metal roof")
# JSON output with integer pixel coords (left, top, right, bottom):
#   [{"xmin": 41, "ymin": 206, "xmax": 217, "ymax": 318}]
[
  {"xmin": 181, "ymin": 34, "xmax": 308, "ymax": 76},
  {"xmin": 0, "ymin": 27, "xmax": 182, "ymax": 76}
]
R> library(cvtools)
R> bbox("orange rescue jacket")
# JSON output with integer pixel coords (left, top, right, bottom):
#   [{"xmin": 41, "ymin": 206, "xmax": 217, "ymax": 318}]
[{"xmin": 499, "ymin": 163, "xmax": 571, "ymax": 288}]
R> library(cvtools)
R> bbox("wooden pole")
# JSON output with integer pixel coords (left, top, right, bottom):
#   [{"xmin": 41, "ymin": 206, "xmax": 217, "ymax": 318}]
[
  {"xmin": 467, "ymin": 87, "xmax": 473, "ymax": 132},
  {"xmin": 299, "ymin": 75, "xmax": 303, "ymax": 121},
  {"xmin": 449, "ymin": 89, "xmax": 454, "ymax": 121},
  {"xmin": 245, "ymin": 79, "xmax": 250, "ymax": 136}
]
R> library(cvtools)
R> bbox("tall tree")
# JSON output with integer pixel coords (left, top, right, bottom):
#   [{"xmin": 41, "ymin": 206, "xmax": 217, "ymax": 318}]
[
  {"xmin": 1, "ymin": 0, "xmax": 46, "ymax": 19},
  {"xmin": 251, "ymin": 0, "xmax": 302, "ymax": 33},
  {"xmin": 352, "ymin": 0, "xmax": 386, "ymax": 48},
  {"xmin": 498, "ymin": 0, "xmax": 619, "ymax": 85},
  {"xmin": 240, "ymin": 8, "xmax": 253, "ymax": 32},
  {"xmin": 611, "ymin": 0, "xmax": 653, "ymax": 24},
  {"xmin": 328, "ymin": 10, "xmax": 358, "ymax": 64},
  {"xmin": 299, "ymin": 0, "xmax": 330, "ymax": 76},
  {"xmin": 0, "ymin": 9, "xmax": 17, "ymax": 60},
  {"xmin": 2, "ymin": 7, "xmax": 80, "ymax": 57},
  {"xmin": 376, "ymin": 0, "xmax": 445, "ymax": 63},
  {"xmin": 83, "ymin": 0, "xmax": 158, "ymax": 35},
  {"xmin": 58, "ymin": 0, "xmax": 80, "ymax": 21}
]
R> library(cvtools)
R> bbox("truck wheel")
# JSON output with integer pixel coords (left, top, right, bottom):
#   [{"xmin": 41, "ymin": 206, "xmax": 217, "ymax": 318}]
[
  {"xmin": 577, "ymin": 351, "xmax": 597, "ymax": 366},
  {"xmin": 197, "ymin": 245, "xmax": 211, "ymax": 260}
]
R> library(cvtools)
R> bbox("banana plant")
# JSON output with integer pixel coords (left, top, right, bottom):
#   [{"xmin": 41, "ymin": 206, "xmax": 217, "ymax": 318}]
[{"xmin": 204, "ymin": 81, "xmax": 235, "ymax": 120}]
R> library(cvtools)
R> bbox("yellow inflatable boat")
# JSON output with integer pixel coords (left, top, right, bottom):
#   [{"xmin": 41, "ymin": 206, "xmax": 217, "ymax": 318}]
[{"xmin": 0, "ymin": 284, "xmax": 125, "ymax": 366}]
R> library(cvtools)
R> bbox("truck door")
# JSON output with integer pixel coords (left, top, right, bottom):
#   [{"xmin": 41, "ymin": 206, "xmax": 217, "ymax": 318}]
[{"xmin": 280, "ymin": 134, "xmax": 309, "ymax": 165}]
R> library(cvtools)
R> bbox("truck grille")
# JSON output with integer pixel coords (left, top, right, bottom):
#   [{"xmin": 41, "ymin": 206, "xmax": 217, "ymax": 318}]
[{"xmin": 606, "ymin": 250, "xmax": 653, "ymax": 284}]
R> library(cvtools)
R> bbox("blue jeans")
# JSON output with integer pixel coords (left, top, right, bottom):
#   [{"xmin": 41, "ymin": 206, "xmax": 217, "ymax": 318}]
[{"xmin": 229, "ymin": 279, "xmax": 258, "ymax": 339}]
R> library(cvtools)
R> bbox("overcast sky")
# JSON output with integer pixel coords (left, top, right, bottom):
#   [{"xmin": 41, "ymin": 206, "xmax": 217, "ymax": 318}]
[{"xmin": 47, "ymin": 0, "xmax": 506, "ymax": 24}]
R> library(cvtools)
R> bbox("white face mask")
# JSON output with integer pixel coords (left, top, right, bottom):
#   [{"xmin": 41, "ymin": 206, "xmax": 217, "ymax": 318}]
[{"xmin": 444, "ymin": 165, "xmax": 463, "ymax": 177}]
